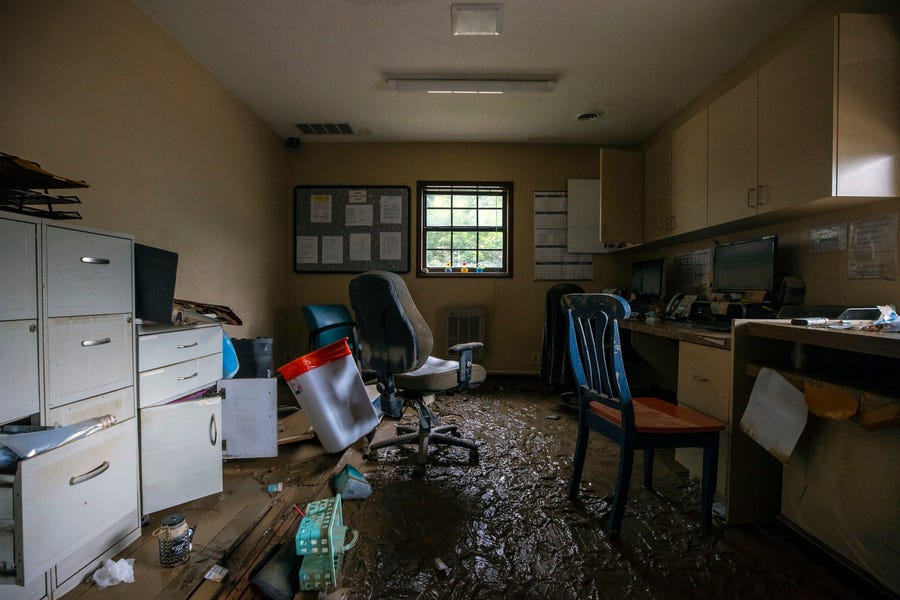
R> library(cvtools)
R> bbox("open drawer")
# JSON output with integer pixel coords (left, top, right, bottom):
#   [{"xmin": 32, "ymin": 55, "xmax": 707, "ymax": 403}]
[{"xmin": 0, "ymin": 419, "xmax": 138, "ymax": 586}]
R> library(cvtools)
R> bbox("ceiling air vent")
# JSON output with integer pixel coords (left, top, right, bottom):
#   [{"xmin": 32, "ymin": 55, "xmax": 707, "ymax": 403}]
[{"xmin": 293, "ymin": 123, "xmax": 354, "ymax": 136}]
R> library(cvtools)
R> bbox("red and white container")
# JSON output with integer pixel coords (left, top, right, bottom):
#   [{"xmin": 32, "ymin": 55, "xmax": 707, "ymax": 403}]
[{"xmin": 277, "ymin": 339, "xmax": 377, "ymax": 453}]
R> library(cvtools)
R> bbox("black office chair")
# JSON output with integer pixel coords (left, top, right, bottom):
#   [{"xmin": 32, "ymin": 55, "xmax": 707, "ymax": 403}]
[
  {"xmin": 349, "ymin": 271, "xmax": 484, "ymax": 474},
  {"xmin": 564, "ymin": 293, "xmax": 725, "ymax": 538}
]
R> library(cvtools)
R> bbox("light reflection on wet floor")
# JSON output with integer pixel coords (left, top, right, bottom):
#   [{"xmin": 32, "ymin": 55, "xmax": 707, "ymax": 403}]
[{"xmin": 339, "ymin": 388, "xmax": 862, "ymax": 600}]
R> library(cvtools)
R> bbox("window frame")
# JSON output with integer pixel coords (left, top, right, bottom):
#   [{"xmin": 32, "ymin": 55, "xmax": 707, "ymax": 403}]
[{"xmin": 416, "ymin": 180, "xmax": 513, "ymax": 278}]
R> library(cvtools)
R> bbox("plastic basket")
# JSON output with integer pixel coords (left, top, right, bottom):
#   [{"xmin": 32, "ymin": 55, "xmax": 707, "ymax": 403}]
[{"xmin": 295, "ymin": 494, "xmax": 358, "ymax": 591}]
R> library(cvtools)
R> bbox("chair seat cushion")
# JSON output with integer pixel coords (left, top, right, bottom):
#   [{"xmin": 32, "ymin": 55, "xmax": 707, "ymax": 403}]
[
  {"xmin": 589, "ymin": 396, "xmax": 725, "ymax": 434},
  {"xmin": 395, "ymin": 356, "xmax": 486, "ymax": 392}
]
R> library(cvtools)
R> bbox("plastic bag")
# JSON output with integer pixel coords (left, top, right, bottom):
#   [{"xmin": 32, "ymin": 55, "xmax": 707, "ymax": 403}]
[{"xmin": 92, "ymin": 558, "xmax": 135, "ymax": 587}]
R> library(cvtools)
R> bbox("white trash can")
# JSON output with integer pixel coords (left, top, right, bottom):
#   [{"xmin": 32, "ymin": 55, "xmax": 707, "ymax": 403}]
[{"xmin": 277, "ymin": 338, "xmax": 378, "ymax": 453}]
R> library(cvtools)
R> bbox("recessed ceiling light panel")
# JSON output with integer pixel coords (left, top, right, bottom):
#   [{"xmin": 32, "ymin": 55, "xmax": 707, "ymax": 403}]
[
  {"xmin": 386, "ymin": 78, "xmax": 555, "ymax": 94},
  {"xmin": 452, "ymin": 4, "xmax": 502, "ymax": 36}
]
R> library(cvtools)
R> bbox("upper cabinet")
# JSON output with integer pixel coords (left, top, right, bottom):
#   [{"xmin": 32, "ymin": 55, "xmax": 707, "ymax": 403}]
[
  {"xmin": 655, "ymin": 13, "xmax": 899, "ymax": 237},
  {"xmin": 643, "ymin": 133, "xmax": 672, "ymax": 242},
  {"xmin": 671, "ymin": 109, "xmax": 708, "ymax": 235},
  {"xmin": 567, "ymin": 148, "xmax": 643, "ymax": 253},
  {"xmin": 708, "ymin": 73, "xmax": 759, "ymax": 227}
]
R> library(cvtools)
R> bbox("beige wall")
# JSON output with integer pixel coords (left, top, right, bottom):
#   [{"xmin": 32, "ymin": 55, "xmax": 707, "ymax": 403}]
[
  {"xmin": 284, "ymin": 143, "xmax": 603, "ymax": 371},
  {"xmin": 0, "ymin": 0, "xmax": 291, "ymax": 342}
]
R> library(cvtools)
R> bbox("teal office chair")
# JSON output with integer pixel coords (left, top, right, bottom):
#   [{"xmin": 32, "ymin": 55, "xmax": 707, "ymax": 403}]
[
  {"xmin": 302, "ymin": 304, "xmax": 362, "ymax": 356},
  {"xmin": 349, "ymin": 271, "xmax": 484, "ymax": 475},
  {"xmin": 564, "ymin": 293, "xmax": 725, "ymax": 538}
]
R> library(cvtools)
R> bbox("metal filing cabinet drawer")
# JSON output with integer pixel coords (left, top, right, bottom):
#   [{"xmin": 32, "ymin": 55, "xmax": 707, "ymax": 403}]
[
  {"xmin": 138, "ymin": 324, "xmax": 222, "ymax": 372},
  {"xmin": 44, "ymin": 226, "xmax": 132, "ymax": 318},
  {"xmin": 45, "ymin": 314, "xmax": 134, "ymax": 409},
  {"xmin": 138, "ymin": 352, "xmax": 222, "ymax": 409}
]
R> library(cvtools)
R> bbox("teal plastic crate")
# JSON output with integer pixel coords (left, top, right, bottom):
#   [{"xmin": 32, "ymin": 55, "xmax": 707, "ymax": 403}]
[{"xmin": 295, "ymin": 494, "xmax": 358, "ymax": 591}]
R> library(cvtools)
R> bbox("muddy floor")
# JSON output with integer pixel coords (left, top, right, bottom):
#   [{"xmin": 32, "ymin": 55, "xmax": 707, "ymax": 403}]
[{"xmin": 337, "ymin": 382, "xmax": 864, "ymax": 600}]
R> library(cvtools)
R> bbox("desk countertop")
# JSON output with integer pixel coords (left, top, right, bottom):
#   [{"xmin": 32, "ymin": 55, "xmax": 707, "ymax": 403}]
[
  {"xmin": 744, "ymin": 319, "xmax": 900, "ymax": 360},
  {"xmin": 619, "ymin": 319, "xmax": 731, "ymax": 351}
]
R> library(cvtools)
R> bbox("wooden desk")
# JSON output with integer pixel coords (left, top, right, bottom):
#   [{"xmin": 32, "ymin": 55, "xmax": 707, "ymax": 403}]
[
  {"xmin": 619, "ymin": 319, "xmax": 731, "ymax": 350},
  {"xmin": 738, "ymin": 319, "xmax": 900, "ymax": 595}
]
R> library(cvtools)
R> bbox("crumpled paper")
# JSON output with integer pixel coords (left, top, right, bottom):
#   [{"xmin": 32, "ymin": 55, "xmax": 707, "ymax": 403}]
[{"xmin": 92, "ymin": 558, "xmax": 135, "ymax": 588}]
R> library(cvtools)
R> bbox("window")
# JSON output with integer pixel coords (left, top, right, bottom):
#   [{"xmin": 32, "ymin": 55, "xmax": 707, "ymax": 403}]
[{"xmin": 418, "ymin": 181, "xmax": 512, "ymax": 276}]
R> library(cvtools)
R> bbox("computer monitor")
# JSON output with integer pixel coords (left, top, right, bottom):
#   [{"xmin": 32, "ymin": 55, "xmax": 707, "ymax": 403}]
[
  {"xmin": 631, "ymin": 258, "xmax": 664, "ymax": 299},
  {"xmin": 712, "ymin": 236, "xmax": 777, "ymax": 293},
  {"xmin": 134, "ymin": 243, "xmax": 178, "ymax": 325}
]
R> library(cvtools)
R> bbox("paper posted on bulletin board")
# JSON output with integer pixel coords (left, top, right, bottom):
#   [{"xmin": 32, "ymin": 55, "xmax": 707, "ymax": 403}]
[{"xmin": 533, "ymin": 191, "xmax": 593, "ymax": 281}]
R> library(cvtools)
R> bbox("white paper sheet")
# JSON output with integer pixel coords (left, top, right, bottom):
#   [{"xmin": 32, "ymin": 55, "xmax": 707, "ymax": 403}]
[
  {"xmin": 348, "ymin": 189, "xmax": 367, "ymax": 204},
  {"xmin": 296, "ymin": 236, "xmax": 318, "ymax": 264},
  {"xmin": 310, "ymin": 195, "xmax": 332, "ymax": 223},
  {"xmin": 740, "ymin": 367, "xmax": 807, "ymax": 463},
  {"xmin": 380, "ymin": 195, "xmax": 403, "ymax": 224},
  {"xmin": 349, "ymin": 233, "xmax": 371, "ymax": 261},
  {"xmin": 321, "ymin": 236, "xmax": 343, "ymax": 264},
  {"xmin": 379, "ymin": 231, "xmax": 401, "ymax": 260},
  {"xmin": 345, "ymin": 204, "xmax": 373, "ymax": 227}
]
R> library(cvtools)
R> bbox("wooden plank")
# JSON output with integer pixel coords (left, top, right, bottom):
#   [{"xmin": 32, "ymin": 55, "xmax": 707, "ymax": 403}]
[
  {"xmin": 277, "ymin": 410, "xmax": 315, "ymax": 445},
  {"xmin": 745, "ymin": 320, "xmax": 900, "ymax": 360},
  {"xmin": 804, "ymin": 379, "xmax": 859, "ymax": 420},
  {"xmin": 859, "ymin": 395, "xmax": 900, "ymax": 430},
  {"xmin": 156, "ymin": 502, "xmax": 273, "ymax": 600}
]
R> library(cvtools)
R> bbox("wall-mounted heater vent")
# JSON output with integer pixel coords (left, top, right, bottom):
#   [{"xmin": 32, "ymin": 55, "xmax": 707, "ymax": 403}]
[
  {"xmin": 443, "ymin": 306, "xmax": 486, "ymax": 360},
  {"xmin": 293, "ymin": 122, "xmax": 354, "ymax": 135}
]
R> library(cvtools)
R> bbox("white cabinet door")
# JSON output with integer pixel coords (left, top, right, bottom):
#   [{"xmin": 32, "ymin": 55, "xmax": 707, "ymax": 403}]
[
  {"xmin": 45, "ymin": 226, "xmax": 132, "ymax": 317},
  {"xmin": 16, "ymin": 420, "xmax": 138, "ymax": 586},
  {"xmin": 140, "ymin": 397, "xmax": 223, "ymax": 515},
  {"xmin": 671, "ymin": 109, "xmax": 708, "ymax": 234},
  {"xmin": 0, "ymin": 218, "xmax": 38, "ymax": 321},
  {"xmin": 45, "ymin": 314, "xmax": 134, "ymax": 409},
  {"xmin": 0, "ymin": 320, "xmax": 40, "ymax": 423},
  {"xmin": 643, "ymin": 134, "xmax": 672, "ymax": 242},
  {"xmin": 708, "ymin": 73, "xmax": 759, "ymax": 227},
  {"xmin": 219, "ymin": 378, "xmax": 278, "ymax": 459}
]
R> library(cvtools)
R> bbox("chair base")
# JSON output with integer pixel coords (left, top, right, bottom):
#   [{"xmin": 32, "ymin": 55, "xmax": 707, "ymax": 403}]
[{"xmin": 366, "ymin": 397, "xmax": 478, "ymax": 475}]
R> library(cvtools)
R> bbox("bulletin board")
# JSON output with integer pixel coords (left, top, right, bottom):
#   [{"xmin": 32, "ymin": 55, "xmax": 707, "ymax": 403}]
[{"xmin": 293, "ymin": 185, "xmax": 410, "ymax": 273}]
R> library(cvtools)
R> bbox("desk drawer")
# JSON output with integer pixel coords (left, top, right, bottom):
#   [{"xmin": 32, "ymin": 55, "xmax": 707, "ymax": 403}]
[
  {"xmin": 0, "ymin": 420, "xmax": 138, "ymax": 586},
  {"xmin": 138, "ymin": 325, "xmax": 221, "ymax": 372},
  {"xmin": 677, "ymin": 342, "xmax": 731, "ymax": 422},
  {"xmin": 45, "ymin": 227, "xmax": 132, "ymax": 318},
  {"xmin": 47, "ymin": 387, "xmax": 135, "ymax": 427},
  {"xmin": 138, "ymin": 352, "xmax": 222, "ymax": 408},
  {"xmin": 45, "ymin": 315, "xmax": 134, "ymax": 409}
]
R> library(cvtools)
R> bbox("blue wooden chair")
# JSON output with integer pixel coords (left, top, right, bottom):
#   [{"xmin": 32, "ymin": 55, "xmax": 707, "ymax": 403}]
[{"xmin": 563, "ymin": 293, "xmax": 725, "ymax": 538}]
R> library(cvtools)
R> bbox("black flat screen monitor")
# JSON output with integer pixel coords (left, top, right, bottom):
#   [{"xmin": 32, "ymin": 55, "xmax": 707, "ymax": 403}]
[
  {"xmin": 631, "ymin": 258, "xmax": 664, "ymax": 299},
  {"xmin": 713, "ymin": 237, "xmax": 777, "ymax": 293},
  {"xmin": 134, "ymin": 243, "xmax": 178, "ymax": 325}
]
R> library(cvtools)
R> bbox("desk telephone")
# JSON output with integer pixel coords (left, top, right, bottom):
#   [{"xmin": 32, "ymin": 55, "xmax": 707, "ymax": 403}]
[{"xmin": 666, "ymin": 293, "xmax": 697, "ymax": 319}]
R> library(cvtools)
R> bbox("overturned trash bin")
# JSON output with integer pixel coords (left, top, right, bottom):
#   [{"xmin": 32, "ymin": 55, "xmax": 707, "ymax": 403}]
[
  {"xmin": 277, "ymin": 339, "xmax": 378, "ymax": 453},
  {"xmin": 295, "ymin": 494, "xmax": 358, "ymax": 591}
]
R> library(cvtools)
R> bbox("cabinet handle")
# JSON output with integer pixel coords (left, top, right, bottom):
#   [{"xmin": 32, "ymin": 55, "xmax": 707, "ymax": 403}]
[
  {"xmin": 177, "ymin": 342, "xmax": 199, "ymax": 349},
  {"xmin": 670, "ymin": 215, "xmax": 676, "ymax": 231},
  {"xmin": 80, "ymin": 257, "xmax": 110, "ymax": 265},
  {"xmin": 209, "ymin": 414, "xmax": 218, "ymax": 446},
  {"xmin": 178, "ymin": 372, "xmax": 199, "ymax": 381},
  {"xmin": 81, "ymin": 337, "xmax": 111, "ymax": 347},
  {"xmin": 746, "ymin": 188, "xmax": 757, "ymax": 208},
  {"xmin": 691, "ymin": 374, "xmax": 710, "ymax": 382},
  {"xmin": 69, "ymin": 461, "xmax": 110, "ymax": 486},
  {"xmin": 757, "ymin": 185, "xmax": 768, "ymax": 205}
]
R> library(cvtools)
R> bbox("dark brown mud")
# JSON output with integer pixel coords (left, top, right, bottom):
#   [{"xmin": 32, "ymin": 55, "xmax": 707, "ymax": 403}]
[{"xmin": 338, "ymin": 386, "xmax": 862, "ymax": 600}]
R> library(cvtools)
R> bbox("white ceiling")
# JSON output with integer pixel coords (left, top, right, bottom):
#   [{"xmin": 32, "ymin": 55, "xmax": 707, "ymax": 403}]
[{"xmin": 133, "ymin": 0, "xmax": 817, "ymax": 146}]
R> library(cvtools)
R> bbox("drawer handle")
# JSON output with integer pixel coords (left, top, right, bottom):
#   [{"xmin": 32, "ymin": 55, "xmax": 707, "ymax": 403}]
[
  {"xmin": 757, "ymin": 185, "xmax": 769, "ymax": 205},
  {"xmin": 691, "ymin": 374, "xmax": 710, "ymax": 382},
  {"xmin": 69, "ymin": 461, "xmax": 110, "ymax": 486},
  {"xmin": 209, "ymin": 414, "xmax": 218, "ymax": 446},
  {"xmin": 81, "ymin": 256, "xmax": 110, "ymax": 265},
  {"xmin": 178, "ymin": 372, "xmax": 199, "ymax": 381},
  {"xmin": 81, "ymin": 337, "xmax": 111, "ymax": 347},
  {"xmin": 177, "ymin": 342, "xmax": 199, "ymax": 349}
]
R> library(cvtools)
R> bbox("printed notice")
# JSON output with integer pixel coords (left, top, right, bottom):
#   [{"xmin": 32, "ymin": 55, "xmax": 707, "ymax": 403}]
[
  {"xmin": 348, "ymin": 189, "xmax": 367, "ymax": 204},
  {"xmin": 533, "ymin": 190, "xmax": 593, "ymax": 280},
  {"xmin": 296, "ymin": 236, "xmax": 318, "ymax": 264},
  {"xmin": 809, "ymin": 223, "xmax": 847, "ymax": 254},
  {"xmin": 321, "ymin": 236, "xmax": 343, "ymax": 264},
  {"xmin": 349, "ymin": 233, "xmax": 371, "ymax": 262},
  {"xmin": 848, "ymin": 214, "xmax": 897, "ymax": 280},
  {"xmin": 310, "ymin": 195, "xmax": 332, "ymax": 223},
  {"xmin": 346, "ymin": 204, "xmax": 373, "ymax": 227},
  {"xmin": 380, "ymin": 196, "xmax": 403, "ymax": 224},
  {"xmin": 380, "ymin": 231, "xmax": 402, "ymax": 260}
]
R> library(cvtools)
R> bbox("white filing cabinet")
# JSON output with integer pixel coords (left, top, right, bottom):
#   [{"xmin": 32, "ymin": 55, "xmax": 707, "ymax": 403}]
[
  {"xmin": 137, "ymin": 322, "xmax": 224, "ymax": 515},
  {"xmin": 0, "ymin": 215, "xmax": 140, "ymax": 600}
]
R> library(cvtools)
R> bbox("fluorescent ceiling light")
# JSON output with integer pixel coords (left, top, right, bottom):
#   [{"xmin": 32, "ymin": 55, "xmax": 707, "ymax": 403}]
[
  {"xmin": 386, "ymin": 78, "xmax": 555, "ymax": 94},
  {"xmin": 452, "ymin": 4, "xmax": 502, "ymax": 36}
]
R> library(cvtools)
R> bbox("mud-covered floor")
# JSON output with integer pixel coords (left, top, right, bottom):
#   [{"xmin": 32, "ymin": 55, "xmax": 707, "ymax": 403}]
[{"xmin": 339, "ymin": 381, "xmax": 865, "ymax": 600}]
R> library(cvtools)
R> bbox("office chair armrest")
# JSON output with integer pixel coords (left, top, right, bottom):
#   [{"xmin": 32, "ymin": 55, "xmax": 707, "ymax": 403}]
[{"xmin": 449, "ymin": 342, "xmax": 483, "ymax": 390}]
